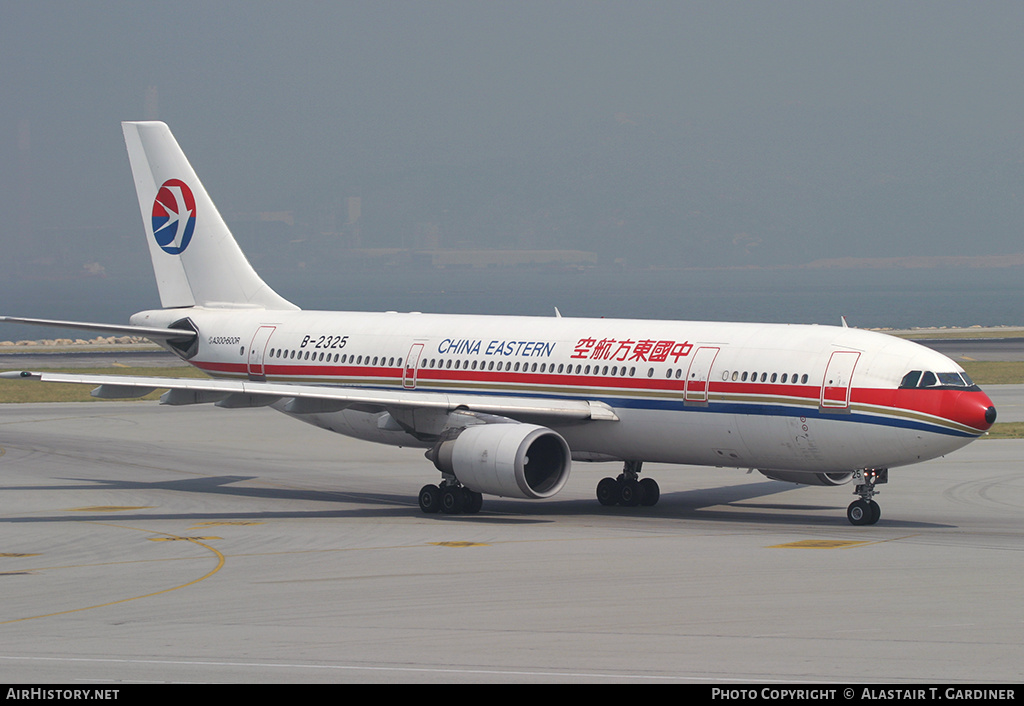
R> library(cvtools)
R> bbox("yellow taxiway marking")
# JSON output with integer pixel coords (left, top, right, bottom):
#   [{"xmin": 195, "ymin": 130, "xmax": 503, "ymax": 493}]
[
  {"xmin": 769, "ymin": 539, "xmax": 873, "ymax": 549},
  {"xmin": 769, "ymin": 534, "xmax": 920, "ymax": 549},
  {"xmin": 0, "ymin": 553, "xmax": 41, "ymax": 558},
  {"xmin": 0, "ymin": 523, "xmax": 225, "ymax": 625},
  {"xmin": 429, "ymin": 541, "xmax": 490, "ymax": 548}
]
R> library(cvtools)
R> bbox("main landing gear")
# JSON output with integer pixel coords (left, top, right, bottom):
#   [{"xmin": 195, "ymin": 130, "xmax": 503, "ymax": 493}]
[
  {"xmin": 847, "ymin": 468, "xmax": 887, "ymax": 526},
  {"xmin": 596, "ymin": 460, "xmax": 660, "ymax": 507},
  {"xmin": 418, "ymin": 481, "xmax": 483, "ymax": 515}
]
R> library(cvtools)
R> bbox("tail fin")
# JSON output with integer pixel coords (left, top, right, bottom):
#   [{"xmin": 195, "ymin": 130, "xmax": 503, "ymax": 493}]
[{"xmin": 122, "ymin": 121, "xmax": 297, "ymax": 311}]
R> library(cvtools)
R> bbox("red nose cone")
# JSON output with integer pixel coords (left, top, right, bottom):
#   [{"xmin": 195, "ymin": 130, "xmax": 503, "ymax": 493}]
[{"xmin": 952, "ymin": 391, "xmax": 997, "ymax": 432}]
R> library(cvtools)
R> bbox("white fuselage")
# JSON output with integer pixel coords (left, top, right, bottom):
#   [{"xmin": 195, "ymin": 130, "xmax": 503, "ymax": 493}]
[{"xmin": 131, "ymin": 307, "xmax": 995, "ymax": 475}]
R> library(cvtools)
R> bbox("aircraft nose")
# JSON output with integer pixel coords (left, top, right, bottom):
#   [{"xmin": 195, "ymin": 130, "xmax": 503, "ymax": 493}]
[{"xmin": 951, "ymin": 390, "xmax": 996, "ymax": 432}]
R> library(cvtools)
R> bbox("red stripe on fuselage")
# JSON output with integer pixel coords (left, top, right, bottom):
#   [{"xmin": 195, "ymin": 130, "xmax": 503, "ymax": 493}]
[{"xmin": 189, "ymin": 359, "xmax": 994, "ymax": 431}]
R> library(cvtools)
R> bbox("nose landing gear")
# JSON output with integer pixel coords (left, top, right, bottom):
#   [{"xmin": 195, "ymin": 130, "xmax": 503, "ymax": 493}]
[{"xmin": 847, "ymin": 468, "xmax": 887, "ymax": 525}]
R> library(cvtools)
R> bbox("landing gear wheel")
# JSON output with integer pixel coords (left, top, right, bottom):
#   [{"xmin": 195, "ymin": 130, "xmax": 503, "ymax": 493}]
[
  {"xmin": 866, "ymin": 499, "xmax": 881, "ymax": 525},
  {"xmin": 418, "ymin": 484, "xmax": 442, "ymax": 514},
  {"xmin": 639, "ymin": 478, "xmax": 660, "ymax": 506},
  {"xmin": 847, "ymin": 468, "xmax": 887, "ymax": 525},
  {"xmin": 597, "ymin": 477, "xmax": 620, "ymax": 506},
  {"xmin": 619, "ymin": 478, "xmax": 645, "ymax": 507},
  {"xmin": 441, "ymin": 486, "xmax": 464, "ymax": 515},
  {"xmin": 847, "ymin": 499, "xmax": 876, "ymax": 526},
  {"xmin": 595, "ymin": 462, "xmax": 660, "ymax": 508},
  {"xmin": 463, "ymin": 490, "xmax": 484, "ymax": 514}
]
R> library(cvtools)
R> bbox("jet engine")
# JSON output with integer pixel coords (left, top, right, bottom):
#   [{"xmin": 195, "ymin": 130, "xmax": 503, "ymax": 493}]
[
  {"xmin": 426, "ymin": 423, "xmax": 571, "ymax": 499},
  {"xmin": 759, "ymin": 470, "xmax": 853, "ymax": 486}
]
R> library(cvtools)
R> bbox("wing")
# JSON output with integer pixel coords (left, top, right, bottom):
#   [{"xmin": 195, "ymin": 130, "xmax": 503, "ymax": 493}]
[{"xmin": 0, "ymin": 370, "xmax": 619, "ymax": 423}]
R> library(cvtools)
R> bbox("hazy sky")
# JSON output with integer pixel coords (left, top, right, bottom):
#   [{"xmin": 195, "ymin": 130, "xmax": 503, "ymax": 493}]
[{"xmin": 3, "ymin": 1, "xmax": 1024, "ymax": 271}]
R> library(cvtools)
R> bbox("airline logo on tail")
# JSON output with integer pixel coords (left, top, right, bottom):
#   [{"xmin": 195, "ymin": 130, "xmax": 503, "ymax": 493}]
[{"xmin": 152, "ymin": 179, "xmax": 196, "ymax": 254}]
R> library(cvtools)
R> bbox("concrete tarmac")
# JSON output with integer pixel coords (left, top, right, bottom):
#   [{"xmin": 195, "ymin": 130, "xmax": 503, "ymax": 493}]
[
  {"xmin": 983, "ymin": 384, "xmax": 1024, "ymax": 423},
  {"xmin": 0, "ymin": 402, "xmax": 1021, "ymax": 683}
]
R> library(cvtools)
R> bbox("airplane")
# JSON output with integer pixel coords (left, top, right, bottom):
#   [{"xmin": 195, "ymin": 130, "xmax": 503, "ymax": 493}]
[{"xmin": 0, "ymin": 121, "xmax": 998, "ymax": 526}]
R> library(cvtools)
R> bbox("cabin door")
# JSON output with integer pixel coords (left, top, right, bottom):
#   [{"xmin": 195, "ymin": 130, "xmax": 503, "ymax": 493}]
[
  {"xmin": 684, "ymin": 346, "xmax": 720, "ymax": 406},
  {"xmin": 820, "ymin": 350, "xmax": 861, "ymax": 411},
  {"xmin": 247, "ymin": 325, "xmax": 277, "ymax": 379},
  {"xmin": 403, "ymin": 342, "xmax": 426, "ymax": 389}
]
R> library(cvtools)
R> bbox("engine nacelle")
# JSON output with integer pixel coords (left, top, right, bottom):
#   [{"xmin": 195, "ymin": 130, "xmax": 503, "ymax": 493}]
[
  {"xmin": 759, "ymin": 470, "xmax": 854, "ymax": 487},
  {"xmin": 426, "ymin": 423, "xmax": 571, "ymax": 499}
]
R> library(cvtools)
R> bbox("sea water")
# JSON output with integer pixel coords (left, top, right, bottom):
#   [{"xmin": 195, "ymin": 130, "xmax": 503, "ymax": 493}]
[{"xmin": 0, "ymin": 265, "xmax": 1021, "ymax": 342}]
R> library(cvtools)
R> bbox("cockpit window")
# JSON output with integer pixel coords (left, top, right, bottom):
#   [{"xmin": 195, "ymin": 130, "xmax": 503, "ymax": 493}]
[
  {"xmin": 900, "ymin": 371, "xmax": 922, "ymax": 389},
  {"xmin": 899, "ymin": 370, "xmax": 979, "ymax": 390}
]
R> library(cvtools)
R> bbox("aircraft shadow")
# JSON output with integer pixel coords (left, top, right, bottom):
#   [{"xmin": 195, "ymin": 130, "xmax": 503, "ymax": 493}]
[{"xmin": 0, "ymin": 475, "xmax": 954, "ymax": 529}]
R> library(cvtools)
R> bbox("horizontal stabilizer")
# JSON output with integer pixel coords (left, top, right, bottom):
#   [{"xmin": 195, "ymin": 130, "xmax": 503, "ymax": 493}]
[{"xmin": 0, "ymin": 316, "xmax": 197, "ymax": 343}]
